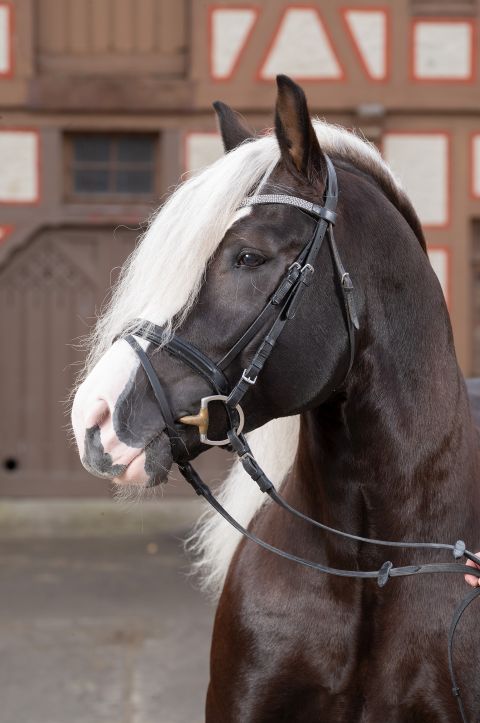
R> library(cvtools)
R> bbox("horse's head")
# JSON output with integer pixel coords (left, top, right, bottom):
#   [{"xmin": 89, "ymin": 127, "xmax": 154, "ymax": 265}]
[{"xmin": 71, "ymin": 76, "xmax": 364, "ymax": 489}]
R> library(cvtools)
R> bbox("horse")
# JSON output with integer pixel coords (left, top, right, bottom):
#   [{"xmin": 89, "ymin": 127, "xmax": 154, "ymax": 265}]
[{"xmin": 71, "ymin": 75, "xmax": 480, "ymax": 722}]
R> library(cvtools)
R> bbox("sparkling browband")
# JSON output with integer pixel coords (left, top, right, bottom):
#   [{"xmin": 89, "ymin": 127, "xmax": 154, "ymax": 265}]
[{"xmin": 239, "ymin": 194, "xmax": 324, "ymax": 218}]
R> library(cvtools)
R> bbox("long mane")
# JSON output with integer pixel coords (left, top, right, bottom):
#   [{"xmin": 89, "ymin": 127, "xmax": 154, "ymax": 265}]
[{"xmin": 85, "ymin": 120, "xmax": 419, "ymax": 599}]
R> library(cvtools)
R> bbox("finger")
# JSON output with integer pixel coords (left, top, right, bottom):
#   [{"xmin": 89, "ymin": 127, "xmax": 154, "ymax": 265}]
[
  {"xmin": 465, "ymin": 557, "xmax": 479, "ymax": 569},
  {"xmin": 465, "ymin": 573, "xmax": 480, "ymax": 587},
  {"xmin": 464, "ymin": 555, "xmax": 480, "ymax": 586}
]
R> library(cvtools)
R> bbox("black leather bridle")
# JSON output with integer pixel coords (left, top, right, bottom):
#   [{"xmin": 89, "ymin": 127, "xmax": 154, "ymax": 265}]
[{"xmin": 121, "ymin": 155, "xmax": 480, "ymax": 722}]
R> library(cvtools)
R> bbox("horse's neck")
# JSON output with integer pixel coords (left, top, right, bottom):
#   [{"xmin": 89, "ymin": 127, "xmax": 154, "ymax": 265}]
[{"xmin": 286, "ymin": 289, "xmax": 480, "ymax": 552}]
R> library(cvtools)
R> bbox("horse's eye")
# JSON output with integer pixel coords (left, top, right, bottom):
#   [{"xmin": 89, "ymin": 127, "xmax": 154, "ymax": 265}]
[{"xmin": 236, "ymin": 250, "xmax": 266, "ymax": 268}]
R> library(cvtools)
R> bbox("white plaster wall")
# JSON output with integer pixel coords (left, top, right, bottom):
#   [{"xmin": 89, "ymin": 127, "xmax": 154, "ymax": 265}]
[
  {"xmin": 0, "ymin": 4, "xmax": 10, "ymax": 75},
  {"xmin": 428, "ymin": 248, "xmax": 449, "ymax": 304},
  {"xmin": 184, "ymin": 133, "xmax": 224, "ymax": 173},
  {"xmin": 0, "ymin": 131, "xmax": 38, "ymax": 203},
  {"xmin": 473, "ymin": 135, "xmax": 480, "ymax": 198},
  {"xmin": 211, "ymin": 8, "xmax": 256, "ymax": 79},
  {"xmin": 414, "ymin": 21, "xmax": 472, "ymax": 79},
  {"xmin": 261, "ymin": 8, "xmax": 342, "ymax": 79},
  {"xmin": 344, "ymin": 10, "xmax": 386, "ymax": 79},
  {"xmin": 383, "ymin": 134, "xmax": 448, "ymax": 227}
]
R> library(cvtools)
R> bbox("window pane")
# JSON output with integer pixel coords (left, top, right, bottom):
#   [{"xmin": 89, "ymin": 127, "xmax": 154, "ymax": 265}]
[
  {"xmin": 115, "ymin": 169, "xmax": 153, "ymax": 194},
  {"xmin": 74, "ymin": 169, "xmax": 110, "ymax": 193},
  {"xmin": 74, "ymin": 135, "xmax": 110, "ymax": 162},
  {"xmin": 117, "ymin": 135, "xmax": 155, "ymax": 163}
]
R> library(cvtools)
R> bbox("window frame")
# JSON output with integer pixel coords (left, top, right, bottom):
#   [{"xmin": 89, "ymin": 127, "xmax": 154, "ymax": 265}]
[{"xmin": 64, "ymin": 131, "xmax": 161, "ymax": 203}]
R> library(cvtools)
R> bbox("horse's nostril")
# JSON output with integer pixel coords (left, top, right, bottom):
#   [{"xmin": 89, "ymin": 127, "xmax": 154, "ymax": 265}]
[{"xmin": 85, "ymin": 398, "xmax": 110, "ymax": 429}]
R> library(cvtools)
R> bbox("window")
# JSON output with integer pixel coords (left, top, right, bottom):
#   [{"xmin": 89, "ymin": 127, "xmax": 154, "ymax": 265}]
[{"xmin": 66, "ymin": 133, "xmax": 158, "ymax": 200}]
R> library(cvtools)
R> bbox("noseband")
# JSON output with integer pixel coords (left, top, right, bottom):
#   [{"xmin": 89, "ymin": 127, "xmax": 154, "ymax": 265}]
[{"xmin": 122, "ymin": 155, "xmax": 480, "ymax": 723}]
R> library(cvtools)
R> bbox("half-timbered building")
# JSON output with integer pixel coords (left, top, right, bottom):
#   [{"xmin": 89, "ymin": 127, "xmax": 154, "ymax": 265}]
[{"xmin": 1, "ymin": 0, "xmax": 479, "ymax": 495}]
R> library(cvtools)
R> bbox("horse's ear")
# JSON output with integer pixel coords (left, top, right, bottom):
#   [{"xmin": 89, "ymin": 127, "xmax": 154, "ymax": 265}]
[
  {"xmin": 274, "ymin": 75, "xmax": 325, "ymax": 183},
  {"xmin": 213, "ymin": 101, "xmax": 254, "ymax": 152}
]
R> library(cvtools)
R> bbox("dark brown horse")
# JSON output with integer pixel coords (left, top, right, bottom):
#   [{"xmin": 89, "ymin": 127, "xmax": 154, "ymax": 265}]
[{"xmin": 72, "ymin": 76, "xmax": 480, "ymax": 721}]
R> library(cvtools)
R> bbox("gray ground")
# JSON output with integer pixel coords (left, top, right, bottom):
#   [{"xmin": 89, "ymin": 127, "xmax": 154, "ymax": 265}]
[{"xmin": 0, "ymin": 501, "xmax": 214, "ymax": 723}]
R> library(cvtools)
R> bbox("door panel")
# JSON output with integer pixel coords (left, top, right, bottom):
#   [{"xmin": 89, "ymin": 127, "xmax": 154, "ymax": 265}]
[
  {"xmin": 0, "ymin": 225, "xmax": 231, "ymax": 497},
  {"xmin": 0, "ymin": 226, "xmax": 136, "ymax": 497}
]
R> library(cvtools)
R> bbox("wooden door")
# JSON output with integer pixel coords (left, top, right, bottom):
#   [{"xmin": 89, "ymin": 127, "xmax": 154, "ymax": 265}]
[{"xmin": 0, "ymin": 225, "xmax": 136, "ymax": 497}]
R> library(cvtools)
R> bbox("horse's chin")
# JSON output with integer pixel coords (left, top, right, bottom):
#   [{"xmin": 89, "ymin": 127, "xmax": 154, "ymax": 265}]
[
  {"xmin": 111, "ymin": 479, "xmax": 167, "ymax": 503},
  {"xmin": 111, "ymin": 432, "xmax": 174, "ymax": 493}
]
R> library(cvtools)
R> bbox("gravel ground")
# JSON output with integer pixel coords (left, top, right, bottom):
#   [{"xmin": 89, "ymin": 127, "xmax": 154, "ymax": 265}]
[{"xmin": 0, "ymin": 509, "xmax": 214, "ymax": 723}]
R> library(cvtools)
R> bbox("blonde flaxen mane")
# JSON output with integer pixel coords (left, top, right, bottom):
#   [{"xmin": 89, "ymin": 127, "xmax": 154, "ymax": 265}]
[{"xmin": 85, "ymin": 120, "xmax": 411, "ymax": 599}]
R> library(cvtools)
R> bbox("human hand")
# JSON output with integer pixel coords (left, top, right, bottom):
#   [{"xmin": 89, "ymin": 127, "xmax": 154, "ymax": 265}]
[{"xmin": 465, "ymin": 553, "xmax": 480, "ymax": 587}]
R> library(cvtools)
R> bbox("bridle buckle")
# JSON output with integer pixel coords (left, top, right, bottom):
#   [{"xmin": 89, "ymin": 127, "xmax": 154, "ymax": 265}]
[
  {"xmin": 178, "ymin": 394, "xmax": 245, "ymax": 446},
  {"xmin": 241, "ymin": 369, "xmax": 257, "ymax": 385},
  {"xmin": 341, "ymin": 271, "xmax": 353, "ymax": 290}
]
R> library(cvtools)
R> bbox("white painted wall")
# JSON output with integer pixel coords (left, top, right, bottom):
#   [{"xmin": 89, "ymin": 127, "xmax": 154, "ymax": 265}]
[
  {"xmin": 211, "ymin": 8, "xmax": 256, "ymax": 79},
  {"xmin": 344, "ymin": 10, "xmax": 387, "ymax": 80},
  {"xmin": 260, "ymin": 8, "xmax": 342, "ymax": 79},
  {"xmin": 0, "ymin": 131, "xmax": 38, "ymax": 203},
  {"xmin": 383, "ymin": 133, "xmax": 449, "ymax": 227},
  {"xmin": 413, "ymin": 21, "xmax": 472, "ymax": 80},
  {"xmin": 184, "ymin": 133, "xmax": 224, "ymax": 173}
]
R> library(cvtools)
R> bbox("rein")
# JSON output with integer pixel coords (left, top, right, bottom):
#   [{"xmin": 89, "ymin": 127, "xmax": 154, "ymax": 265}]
[{"xmin": 122, "ymin": 154, "xmax": 480, "ymax": 723}]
